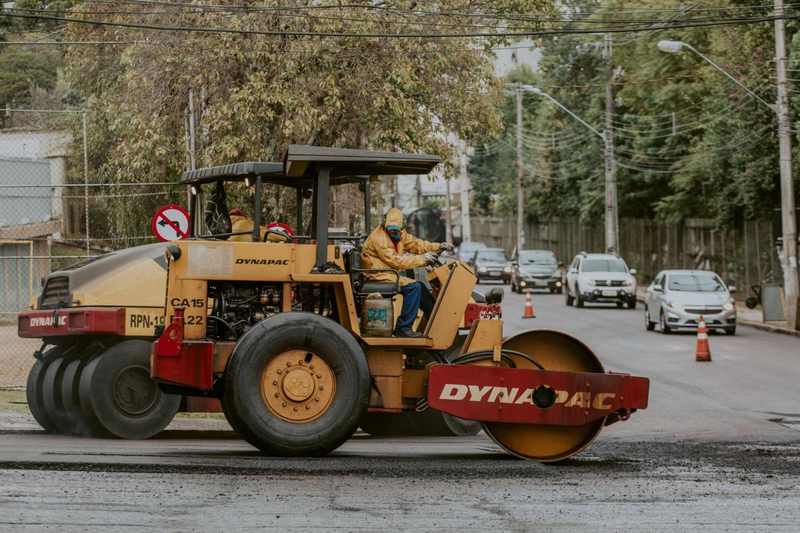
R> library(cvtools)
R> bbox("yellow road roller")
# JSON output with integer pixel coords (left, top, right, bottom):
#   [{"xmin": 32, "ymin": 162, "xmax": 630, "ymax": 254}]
[{"xmin": 152, "ymin": 146, "xmax": 649, "ymax": 461}]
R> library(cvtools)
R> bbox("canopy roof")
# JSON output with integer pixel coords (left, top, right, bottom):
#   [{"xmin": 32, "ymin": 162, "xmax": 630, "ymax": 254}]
[{"xmin": 180, "ymin": 145, "xmax": 440, "ymax": 188}]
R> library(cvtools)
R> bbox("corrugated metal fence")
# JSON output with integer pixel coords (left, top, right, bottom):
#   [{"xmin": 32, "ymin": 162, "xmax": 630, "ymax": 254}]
[{"xmin": 470, "ymin": 216, "xmax": 782, "ymax": 290}]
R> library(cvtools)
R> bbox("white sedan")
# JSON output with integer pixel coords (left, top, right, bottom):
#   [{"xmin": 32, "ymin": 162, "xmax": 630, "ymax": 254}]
[{"xmin": 644, "ymin": 270, "xmax": 737, "ymax": 335}]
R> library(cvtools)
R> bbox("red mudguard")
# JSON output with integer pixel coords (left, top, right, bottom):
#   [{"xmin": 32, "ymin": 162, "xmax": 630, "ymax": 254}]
[
  {"xmin": 427, "ymin": 364, "xmax": 649, "ymax": 426},
  {"xmin": 18, "ymin": 307, "xmax": 126, "ymax": 337}
]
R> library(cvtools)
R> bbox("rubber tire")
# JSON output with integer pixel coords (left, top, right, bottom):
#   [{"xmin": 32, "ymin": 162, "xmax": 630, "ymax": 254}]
[
  {"xmin": 745, "ymin": 297, "xmax": 758, "ymax": 309},
  {"xmin": 79, "ymin": 340, "xmax": 180, "ymax": 439},
  {"xmin": 224, "ymin": 312, "xmax": 371, "ymax": 457},
  {"xmin": 565, "ymin": 286, "xmax": 574, "ymax": 306},
  {"xmin": 41, "ymin": 354, "xmax": 72, "ymax": 434},
  {"xmin": 725, "ymin": 326, "xmax": 737, "ymax": 335},
  {"xmin": 616, "ymin": 302, "xmax": 624, "ymax": 308},
  {"xmin": 60, "ymin": 356, "xmax": 97, "ymax": 437},
  {"xmin": 576, "ymin": 293, "xmax": 585, "ymax": 308},
  {"xmin": 26, "ymin": 346, "xmax": 62, "ymax": 433},
  {"xmin": 556, "ymin": 286, "xmax": 563, "ymax": 294},
  {"xmin": 627, "ymin": 298, "xmax": 637, "ymax": 310},
  {"xmin": 660, "ymin": 311, "xmax": 671, "ymax": 334},
  {"xmin": 644, "ymin": 306, "xmax": 656, "ymax": 331}
]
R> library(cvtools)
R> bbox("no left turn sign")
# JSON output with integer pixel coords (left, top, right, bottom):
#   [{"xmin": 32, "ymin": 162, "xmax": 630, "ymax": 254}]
[{"xmin": 152, "ymin": 205, "xmax": 190, "ymax": 242}]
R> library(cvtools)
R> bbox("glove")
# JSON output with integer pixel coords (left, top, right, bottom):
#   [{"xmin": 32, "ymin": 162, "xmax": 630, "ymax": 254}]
[
  {"xmin": 423, "ymin": 252, "xmax": 439, "ymax": 266},
  {"xmin": 439, "ymin": 242, "xmax": 454, "ymax": 252}
]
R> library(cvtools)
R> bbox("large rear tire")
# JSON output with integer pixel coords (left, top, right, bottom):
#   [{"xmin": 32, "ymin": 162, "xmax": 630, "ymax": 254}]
[
  {"xmin": 26, "ymin": 346, "xmax": 62, "ymax": 433},
  {"xmin": 79, "ymin": 340, "xmax": 180, "ymax": 439},
  {"xmin": 41, "ymin": 352, "xmax": 73, "ymax": 434},
  {"xmin": 481, "ymin": 330, "xmax": 606, "ymax": 463},
  {"xmin": 224, "ymin": 312, "xmax": 370, "ymax": 457}
]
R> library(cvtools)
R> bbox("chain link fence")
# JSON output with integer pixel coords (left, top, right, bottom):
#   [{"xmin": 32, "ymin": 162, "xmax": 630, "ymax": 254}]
[
  {"xmin": 0, "ymin": 109, "xmax": 183, "ymax": 389},
  {"xmin": 471, "ymin": 215, "xmax": 784, "ymax": 293}
]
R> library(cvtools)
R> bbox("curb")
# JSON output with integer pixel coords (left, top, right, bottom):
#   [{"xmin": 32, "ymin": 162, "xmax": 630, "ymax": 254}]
[{"xmin": 636, "ymin": 292, "xmax": 800, "ymax": 338}]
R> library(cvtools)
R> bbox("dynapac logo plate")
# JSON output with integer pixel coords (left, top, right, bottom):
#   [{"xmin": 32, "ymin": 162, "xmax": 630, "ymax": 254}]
[
  {"xmin": 29, "ymin": 315, "xmax": 67, "ymax": 328},
  {"xmin": 235, "ymin": 259, "xmax": 290, "ymax": 265},
  {"xmin": 427, "ymin": 364, "xmax": 649, "ymax": 427}
]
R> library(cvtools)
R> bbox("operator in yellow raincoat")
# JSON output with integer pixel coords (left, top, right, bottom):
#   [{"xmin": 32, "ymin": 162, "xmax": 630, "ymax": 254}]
[{"xmin": 361, "ymin": 207, "xmax": 453, "ymax": 337}]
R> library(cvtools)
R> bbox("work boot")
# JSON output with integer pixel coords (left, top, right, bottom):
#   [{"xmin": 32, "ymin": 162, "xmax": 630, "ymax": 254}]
[{"xmin": 393, "ymin": 329, "xmax": 423, "ymax": 338}]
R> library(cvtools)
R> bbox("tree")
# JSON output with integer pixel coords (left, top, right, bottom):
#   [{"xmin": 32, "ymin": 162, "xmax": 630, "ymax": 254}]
[{"xmin": 60, "ymin": 0, "xmax": 554, "ymax": 240}]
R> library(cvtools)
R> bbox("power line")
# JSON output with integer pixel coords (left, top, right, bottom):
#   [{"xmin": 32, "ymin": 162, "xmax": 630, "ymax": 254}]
[{"xmin": 2, "ymin": 11, "xmax": 799, "ymax": 39}]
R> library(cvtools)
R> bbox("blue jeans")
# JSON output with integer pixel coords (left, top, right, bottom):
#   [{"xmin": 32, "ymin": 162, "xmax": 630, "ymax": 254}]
[{"xmin": 397, "ymin": 282, "xmax": 434, "ymax": 331}]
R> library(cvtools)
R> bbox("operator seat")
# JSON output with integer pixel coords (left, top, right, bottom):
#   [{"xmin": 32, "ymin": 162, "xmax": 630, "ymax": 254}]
[{"xmin": 346, "ymin": 248, "xmax": 399, "ymax": 297}]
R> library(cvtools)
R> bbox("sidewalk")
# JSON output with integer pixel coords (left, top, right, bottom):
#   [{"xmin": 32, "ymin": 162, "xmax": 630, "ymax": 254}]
[{"xmin": 635, "ymin": 286, "xmax": 800, "ymax": 338}]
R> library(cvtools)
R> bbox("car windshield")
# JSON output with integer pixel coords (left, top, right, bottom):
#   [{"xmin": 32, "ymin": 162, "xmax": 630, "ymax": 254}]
[
  {"xmin": 668, "ymin": 274, "xmax": 726, "ymax": 292},
  {"xmin": 476, "ymin": 250, "xmax": 508, "ymax": 262},
  {"xmin": 459, "ymin": 243, "xmax": 485, "ymax": 254},
  {"xmin": 519, "ymin": 251, "xmax": 556, "ymax": 266},
  {"xmin": 581, "ymin": 259, "xmax": 627, "ymax": 273}
]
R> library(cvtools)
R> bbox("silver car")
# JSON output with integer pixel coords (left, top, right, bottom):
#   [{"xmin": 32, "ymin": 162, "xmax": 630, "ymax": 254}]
[{"xmin": 644, "ymin": 270, "xmax": 737, "ymax": 335}]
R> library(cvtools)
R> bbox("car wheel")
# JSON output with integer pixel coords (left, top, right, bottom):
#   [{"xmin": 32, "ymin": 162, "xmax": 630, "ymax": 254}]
[
  {"xmin": 725, "ymin": 325, "xmax": 737, "ymax": 336},
  {"xmin": 576, "ymin": 293, "xmax": 584, "ymax": 308},
  {"xmin": 644, "ymin": 306, "xmax": 655, "ymax": 331},
  {"xmin": 556, "ymin": 286, "xmax": 563, "ymax": 294},
  {"xmin": 565, "ymin": 286, "xmax": 574, "ymax": 306},
  {"xmin": 660, "ymin": 311, "xmax": 671, "ymax": 334},
  {"xmin": 616, "ymin": 302, "xmax": 624, "ymax": 309},
  {"xmin": 627, "ymin": 298, "xmax": 637, "ymax": 310}
]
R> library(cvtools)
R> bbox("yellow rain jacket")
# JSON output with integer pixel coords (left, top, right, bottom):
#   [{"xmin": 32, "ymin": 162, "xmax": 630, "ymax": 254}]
[
  {"xmin": 228, "ymin": 216, "xmax": 289, "ymax": 243},
  {"xmin": 360, "ymin": 208, "xmax": 440, "ymax": 287}
]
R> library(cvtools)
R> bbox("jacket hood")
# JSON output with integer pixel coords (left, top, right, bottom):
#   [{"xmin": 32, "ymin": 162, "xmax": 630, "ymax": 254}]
[{"xmin": 383, "ymin": 208, "xmax": 405, "ymax": 229}]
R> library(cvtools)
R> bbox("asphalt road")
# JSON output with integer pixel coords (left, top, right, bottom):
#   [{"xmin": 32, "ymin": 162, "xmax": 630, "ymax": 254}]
[{"xmin": 1, "ymin": 284, "xmax": 799, "ymax": 532}]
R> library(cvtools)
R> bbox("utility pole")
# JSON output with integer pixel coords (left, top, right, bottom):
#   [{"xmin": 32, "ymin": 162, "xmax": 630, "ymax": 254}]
[
  {"xmin": 444, "ymin": 176, "xmax": 453, "ymax": 244},
  {"xmin": 774, "ymin": 0, "xmax": 800, "ymax": 330},
  {"xmin": 516, "ymin": 84, "xmax": 525, "ymax": 253},
  {"xmin": 603, "ymin": 33, "xmax": 618, "ymax": 254},
  {"xmin": 459, "ymin": 152, "xmax": 472, "ymax": 242}
]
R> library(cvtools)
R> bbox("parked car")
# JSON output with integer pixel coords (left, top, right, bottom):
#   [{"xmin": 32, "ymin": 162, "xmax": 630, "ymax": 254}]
[
  {"xmin": 564, "ymin": 252, "xmax": 637, "ymax": 309},
  {"xmin": 644, "ymin": 270, "xmax": 737, "ymax": 335},
  {"xmin": 510, "ymin": 250, "xmax": 563, "ymax": 294},
  {"xmin": 457, "ymin": 241, "xmax": 487, "ymax": 263},
  {"xmin": 470, "ymin": 248, "xmax": 512, "ymax": 284}
]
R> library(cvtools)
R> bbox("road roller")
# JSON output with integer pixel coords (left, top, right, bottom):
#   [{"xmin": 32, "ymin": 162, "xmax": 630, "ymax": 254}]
[
  {"xmin": 16, "ymin": 155, "xmax": 478, "ymax": 439},
  {"xmin": 151, "ymin": 145, "xmax": 649, "ymax": 461}
]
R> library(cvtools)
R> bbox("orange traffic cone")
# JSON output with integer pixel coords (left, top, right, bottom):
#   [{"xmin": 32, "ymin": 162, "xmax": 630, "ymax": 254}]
[
  {"xmin": 696, "ymin": 315, "xmax": 712, "ymax": 362},
  {"xmin": 522, "ymin": 289, "xmax": 536, "ymax": 319}
]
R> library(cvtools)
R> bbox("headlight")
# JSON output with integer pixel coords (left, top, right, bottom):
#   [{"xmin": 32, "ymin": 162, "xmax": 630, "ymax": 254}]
[
  {"xmin": 623, "ymin": 279, "xmax": 633, "ymax": 286},
  {"xmin": 723, "ymin": 302, "xmax": 735, "ymax": 311},
  {"xmin": 478, "ymin": 266, "xmax": 488, "ymax": 273},
  {"xmin": 503, "ymin": 266, "xmax": 512, "ymax": 273},
  {"xmin": 665, "ymin": 301, "xmax": 675, "ymax": 309},
  {"xmin": 556, "ymin": 281, "xmax": 562, "ymax": 287},
  {"xmin": 587, "ymin": 279, "xmax": 596, "ymax": 286}
]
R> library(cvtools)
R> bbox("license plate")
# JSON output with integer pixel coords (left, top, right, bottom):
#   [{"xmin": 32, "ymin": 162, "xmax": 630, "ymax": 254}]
[
  {"xmin": 535, "ymin": 281, "xmax": 547, "ymax": 287},
  {"xmin": 602, "ymin": 290, "xmax": 617, "ymax": 297},
  {"xmin": 489, "ymin": 272, "xmax": 501, "ymax": 277}
]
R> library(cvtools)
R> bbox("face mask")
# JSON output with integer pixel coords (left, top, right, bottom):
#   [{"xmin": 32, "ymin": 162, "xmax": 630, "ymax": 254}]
[{"xmin": 389, "ymin": 231, "xmax": 401, "ymax": 241}]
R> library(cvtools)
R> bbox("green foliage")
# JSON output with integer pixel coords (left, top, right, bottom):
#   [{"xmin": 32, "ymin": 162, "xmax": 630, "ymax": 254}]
[
  {"xmin": 0, "ymin": 46, "xmax": 60, "ymax": 106},
  {"xmin": 61, "ymin": 0, "xmax": 554, "ymax": 230},
  {"xmin": 472, "ymin": 0, "xmax": 800, "ymax": 228}
]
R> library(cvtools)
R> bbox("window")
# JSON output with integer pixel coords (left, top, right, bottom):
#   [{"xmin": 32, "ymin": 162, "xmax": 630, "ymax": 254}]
[
  {"xmin": 581, "ymin": 259, "xmax": 627, "ymax": 273},
  {"xmin": 518, "ymin": 251, "xmax": 557, "ymax": 266},
  {"xmin": 476, "ymin": 250, "xmax": 509, "ymax": 262},
  {"xmin": 668, "ymin": 274, "xmax": 726, "ymax": 292}
]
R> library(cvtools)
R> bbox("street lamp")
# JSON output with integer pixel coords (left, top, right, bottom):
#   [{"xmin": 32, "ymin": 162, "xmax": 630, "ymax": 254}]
[
  {"xmin": 657, "ymin": 39, "xmax": 798, "ymax": 330},
  {"xmin": 656, "ymin": 40, "xmax": 775, "ymax": 111},
  {"xmin": 523, "ymin": 86, "xmax": 618, "ymax": 254}
]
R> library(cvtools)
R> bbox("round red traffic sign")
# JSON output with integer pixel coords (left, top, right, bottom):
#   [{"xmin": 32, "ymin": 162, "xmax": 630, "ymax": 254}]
[{"xmin": 152, "ymin": 205, "xmax": 190, "ymax": 242}]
